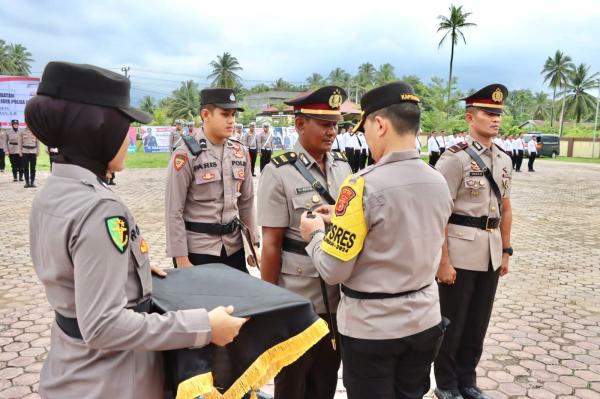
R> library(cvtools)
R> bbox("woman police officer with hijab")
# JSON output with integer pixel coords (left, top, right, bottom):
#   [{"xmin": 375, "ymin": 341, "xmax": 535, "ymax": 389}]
[{"xmin": 25, "ymin": 62, "xmax": 246, "ymax": 398}]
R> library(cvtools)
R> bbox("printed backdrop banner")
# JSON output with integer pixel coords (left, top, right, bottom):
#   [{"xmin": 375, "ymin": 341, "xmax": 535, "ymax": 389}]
[
  {"xmin": 0, "ymin": 76, "xmax": 40, "ymax": 128},
  {"xmin": 141, "ymin": 126, "xmax": 171, "ymax": 152}
]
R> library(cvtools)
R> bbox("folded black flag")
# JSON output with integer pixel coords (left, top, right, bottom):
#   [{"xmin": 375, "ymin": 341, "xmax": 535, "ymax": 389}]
[{"xmin": 152, "ymin": 264, "xmax": 329, "ymax": 399}]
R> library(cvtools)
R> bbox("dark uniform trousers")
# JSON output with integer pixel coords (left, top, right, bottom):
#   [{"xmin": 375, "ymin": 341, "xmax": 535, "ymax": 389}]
[
  {"xmin": 528, "ymin": 152, "xmax": 536, "ymax": 171},
  {"xmin": 249, "ymin": 149, "xmax": 258, "ymax": 176},
  {"xmin": 9, "ymin": 154, "xmax": 23, "ymax": 181},
  {"xmin": 434, "ymin": 263, "xmax": 500, "ymax": 390},
  {"xmin": 22, "ymin": 153, "xmax": 37, "ymax": 185},
  {"xmin": 357, "ymin": 149, "xmax": 367, "ymax": 171},
  {"xmin": 0, "ymin": 149, "xmax": 5, "ymax": 171},
  {"xmin": 274, "ymin": 316, "xmax": 340, "ymax": 399},
  {"xmin": 260, "ymin": 149, "xmax": 272, "ymax": 172},
  {"xmin": 342, "ymin": 319, "xmax": 447, "ymax": 399},
  {"xmin": 344, "ymin": 148, "xmax": 355, "ymax": 173},
  {"xmin": 429, "ymin": 151, "xmax": 440, "ymax": 167},
  {"xmin": 516, "ymin": 150, "xmax": 523, "ymax": 171},
  {"xmin": 173, "ymin": 247, "xmax": 248, "ymax": 273}
]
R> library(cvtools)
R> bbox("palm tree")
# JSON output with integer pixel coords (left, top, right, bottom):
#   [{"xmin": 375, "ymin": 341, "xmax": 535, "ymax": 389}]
[
  {"xmin": 357, "ymin": 62, "xmax": 376, "ymax": 90},
  {"xmin": 139, "ymin": 95, "xmax": 157, "ymax": 114},
  {"xmin": 271, "ymin": 78, "xmax": 294, "ymax": 91},
  {"xmin": 541, "ymin": 50, "xmax": 575, "ymax": 127},
  {"xmin": 437, "ymin": 4, "xmax": 476, "ymax": 117},
  {"xmin": 306, "ymin": 73, "xmax": 326, "ymax": 89},
  {"xmin": 327, "ymin": 68, "xmax": 351, "ymax": 87},
  {"xmin": 531, "ymin": 91, "xmax": 550, "ymax": 120},
  {"xmin": 375, "ymin": 63, "xmax": 396, "ymax": 86},
  {"xmin": 169, "ymin": 80, "xmax": 200, "ymax": 120},
  {"xmin": 8, "ymin": 43, "xmax": 33, "ymax": 76},
  {"xmin": 561, "ymin": 63, "xmax": 599, "ymax": 124},
  {"xmin": 0, "ymin": 40, "xmax": 15, "ymax": 74},
  {"xmin": 207, "ymin": 52, "xmax": 243, "ymax": 89}
]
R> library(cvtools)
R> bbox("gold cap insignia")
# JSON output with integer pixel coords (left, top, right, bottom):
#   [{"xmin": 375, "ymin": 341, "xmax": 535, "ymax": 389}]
[
  {"xmin": 492, "ymin": 88, "xmax": 504, "ymax": 103},
  {"xmin": 328, "ymin": 89, "xmax": 343, "ymax": 109}
]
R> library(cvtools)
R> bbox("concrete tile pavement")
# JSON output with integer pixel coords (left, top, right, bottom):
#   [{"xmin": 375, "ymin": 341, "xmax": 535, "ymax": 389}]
[{"xmin": 1, "ymin": 160, "xmax": 599, "ymax": 398}]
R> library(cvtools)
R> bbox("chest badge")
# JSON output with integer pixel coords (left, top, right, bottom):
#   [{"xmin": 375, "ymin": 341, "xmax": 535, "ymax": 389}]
[
  {"xmin": 202, "ymin": 172, "xmax": 215, "ymax": 181},
  {"xmin": 312, "ymin": 194, "xmax": 320, "ymax": 204}
]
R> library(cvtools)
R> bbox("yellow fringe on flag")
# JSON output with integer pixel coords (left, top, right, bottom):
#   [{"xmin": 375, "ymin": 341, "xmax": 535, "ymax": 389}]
[{"xmin": 176, "ymin": 318, "xmax": 329, "ymax": 399}]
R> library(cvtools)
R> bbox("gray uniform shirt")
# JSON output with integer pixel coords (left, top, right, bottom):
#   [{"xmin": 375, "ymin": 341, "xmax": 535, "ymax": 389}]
[
  {"xmin": 30, "ymin": 164, "xmax": 211, "ymax": 399},
  {"xmin": 241, "ymin": 130, "xmax": 258, "ymax": 149},
  {"xmin": 306, "ymin": 150, "xmax": 453, "ymax": 340},
  {"xmin": 165, "ymin": 128, "xmax": 258, "ymax": 257},
  {"xmin": 169, "ymin": 128, "xmax": 183, "ymax": 152},
  {"xmin": 0, "ymin": 129, "xmax": 7, "ymax": 152},
  {"xmin": 20, "ymin": 128, "xmax": 39, "ymax": 154},
  {"xmin": 258, "ymin": 131, "xmax": 274, "ymax": 150},
  {"xmin": 436, "ymin": 137, "xmax": 512, "ymax": 271},
  {"xmin": 6, "ymin": 128, "xmax": 21, "ymax": 154},
  {"xmin": 257, "ymin": 142, "xmax": 352, "ymax": 314}
]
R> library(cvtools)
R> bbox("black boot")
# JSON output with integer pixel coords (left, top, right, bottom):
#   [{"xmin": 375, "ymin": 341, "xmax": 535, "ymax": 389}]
[
  {"xmin": 19, "ymin": 171, "xmax": 24, "ymax": 181},
  {"xmin": 24, "ymin": 177, "xmax": 30, "ymax": 188},
  {"xmin": 30, "ymin": 172, "xmax": 36, "ymax": 188}
]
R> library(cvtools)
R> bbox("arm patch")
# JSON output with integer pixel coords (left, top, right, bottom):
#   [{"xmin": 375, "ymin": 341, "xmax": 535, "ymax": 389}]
[
  {"xmin": 320, "ymin": 175, "xmax": 367, "ymax": 261},
  {"xmin": 448, "ymin": 142, "xmax": 468, "ymax": 153}
]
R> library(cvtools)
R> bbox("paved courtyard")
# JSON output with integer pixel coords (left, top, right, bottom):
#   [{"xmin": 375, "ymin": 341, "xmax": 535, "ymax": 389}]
[{"xmin": 1, "ymin": 159, "xmax": 599, "ymax": 399}]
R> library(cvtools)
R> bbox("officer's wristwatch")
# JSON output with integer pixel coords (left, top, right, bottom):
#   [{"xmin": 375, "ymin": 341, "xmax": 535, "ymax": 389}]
[
  {"xmin": 502, "ymin": 247, "xmax": 513, "ymax": 256},
  {"xmin": 309, "ymin": 229, "xmax": 325, "ymax": 241}
]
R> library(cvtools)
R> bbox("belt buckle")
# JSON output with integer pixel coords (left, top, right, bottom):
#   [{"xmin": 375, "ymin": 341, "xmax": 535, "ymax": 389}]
[
  {"xmin": 485, "ymin": 217, "xmax": 494, "ymax": 232},
  {"xmin": 312, "ymin": 181, "xmax": 323, "ymax": 191}
]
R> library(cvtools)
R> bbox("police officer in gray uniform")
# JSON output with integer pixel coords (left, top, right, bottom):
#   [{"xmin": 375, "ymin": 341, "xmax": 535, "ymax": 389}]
[
  {"xmin": 25, "ymin": 61, "xmax": 246, "ymax": 399},
  {"xmin": 258, "ymin": 86, "xmax": 351, "ymax": 399},
  {"xmin": 165, "ymin": 88, "xmax": 259, "ymax": 272},
  {"xmin": 6, "ymin": 119, "xmax": 24, "ymax": 182},
  {"xmin": 0, "ymin": 127, "xmax": 6, "ymax": 172},
  {"xmin": 434, "ymin": 84, "xmax": 513, "ymax": 399},
  {"xmin": 20, "ymin": 125, "xmax": 39, "ymax": 187},
  {"xmin": 170, "ymin": 119, "xmax": 184, "ymax": 152},
  {"xmin": 241, "ymin": 121, "xmax": 259, "ymax": 176},
  {"xmin": 258, "ymin": 122, "xmax": 274, "ymax": 172},
  {"xmin": 300, "ymin": 82, "xmax": 453, "ymax": 399}
]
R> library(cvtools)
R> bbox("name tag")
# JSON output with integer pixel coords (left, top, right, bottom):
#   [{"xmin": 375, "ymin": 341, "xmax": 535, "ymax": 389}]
[
  {"xmin": 469, "ymin": 172, "xmax": 484, "ymax": 176},
  {"xmin": 295, "ymin": 187, "xmax": 313, "ymax": 194}
]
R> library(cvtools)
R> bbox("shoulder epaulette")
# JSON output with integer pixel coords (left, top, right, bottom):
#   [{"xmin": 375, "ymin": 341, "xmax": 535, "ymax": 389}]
[
  {"xmin": 228, "ymin": 137, "xmax": 241, "ymax": 145},
  {"xmin": 271, "ymin": 152, "xmax": 297, "ymax": 167},
  {"xmin": 331, "ymin": 151, "xmax": 348, "ymax": 162},
  {"xmin": 448, "ymin": 142, "xmax": 468, "ymax": 153}
]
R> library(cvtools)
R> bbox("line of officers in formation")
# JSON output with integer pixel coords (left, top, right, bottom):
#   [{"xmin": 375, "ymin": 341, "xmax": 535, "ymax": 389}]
[
  {"xmin": 162, "ymin": 82, "xmax": 513, "ymax": 399},
  {"xmin": 24, "ymin": 60, "xmax": 513, "ymax": 399},
  {"xmin": 0, "ymin": 119, "xmax": 41, "ymax": 187}
]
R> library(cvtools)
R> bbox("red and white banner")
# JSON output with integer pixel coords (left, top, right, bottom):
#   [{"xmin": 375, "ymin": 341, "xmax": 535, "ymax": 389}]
[{"xmin": 0, "ymin": 76, "xmax": 40, "ymax": 128}]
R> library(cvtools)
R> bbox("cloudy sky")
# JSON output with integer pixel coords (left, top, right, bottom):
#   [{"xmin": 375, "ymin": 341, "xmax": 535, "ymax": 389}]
[{"xmin": 3, "ymin": 0, "xmax": 600, "ymax": 103}]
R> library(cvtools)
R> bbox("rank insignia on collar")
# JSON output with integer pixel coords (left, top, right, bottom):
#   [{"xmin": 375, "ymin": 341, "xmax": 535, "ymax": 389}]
[
  {"xmin": 174, "ymin": 153, "xmax": 187, "ymax": 171},
  {"xmin": 299, "ymin": 153, "xmax": 311, "ymax": 167},
  {"xmin": 472, "ymin": 141, "xmax": 483, "ymax": 151},
  {"xmin": 105, "ymin": 216, "xmax": 129, "ymax": 254}
]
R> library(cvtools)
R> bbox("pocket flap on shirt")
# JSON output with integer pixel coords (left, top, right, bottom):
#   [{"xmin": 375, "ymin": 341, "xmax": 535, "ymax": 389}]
[{"xmin": 448, "ymin": 223, "xmax": 477, "ymax": 241}]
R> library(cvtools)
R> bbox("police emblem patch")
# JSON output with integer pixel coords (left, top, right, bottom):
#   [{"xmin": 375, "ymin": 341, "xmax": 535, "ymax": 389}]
[
  {"xmin": 492, "ymin": 88, "xmax": 504, "ymax": 103},
  {"xmin": 238, "ymin": 170, "xmax": 245, "ymax": 179},
  {"xmin": 328, "ymin": 89, "xmax": 343, "ymax": 109},
  {"xmin": 174, "ymin": 153, "xmax": 187, "ymax": 171},
  {"xmin": 230, "ymin": 93, "xmax": 236, "ymax": 101},
  {"xmin": 335, "ymin": 186, "xmax": 357, "ymax": 216},
  {"xmin": 202, "ymin": 172, "xmax": 215, "ymax": 181},
  {"xmin": 105, "ymin": 216, "xmax": 129, "ymax": 254}
]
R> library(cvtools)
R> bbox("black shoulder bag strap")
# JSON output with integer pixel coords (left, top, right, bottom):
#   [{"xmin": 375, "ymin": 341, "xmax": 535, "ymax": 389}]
[
  {"xmin": 464, "ymin": 146, "xmax": 503, "ymax": 216},
  {"xmin": 290, "ymin": 158, "xmax": 339, "ymax": 350}
]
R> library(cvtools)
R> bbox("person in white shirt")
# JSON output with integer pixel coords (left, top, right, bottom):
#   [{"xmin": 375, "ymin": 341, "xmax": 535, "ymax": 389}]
[
  {"xmin": 427, "ymin": 131, "xmax": 441, "ymax": 166},
  {"xmin": 357, "ymin": 131, "xmax": 368, "ymax": 171},
  {"xmin": 343, "ymin": 128, "xmax": 355, "ymax": 169},
  {"xmin": 514, "ymin": 134, "xmax": 525, "ymax": 172},
  {"xmin": 527, "ymin": 135, "xmax": 538, "ymax": 172},
  {"xmin": 439, "ymin": 131, "xmax": 447, "ymax": 154},
  {"xmin": 415, "ymin": 134, "xmax": 423, "ymax": 154},
  {"xmin": 349, "ymin": 132, "xmax": 363, "ymax": 172},
  {"xmin": 332, "ymin": 127, "xmax": 346, "ymax": 152},
  {"xmin": 446, "ymin": 134, "xmax": 456, "ymax": 147}
]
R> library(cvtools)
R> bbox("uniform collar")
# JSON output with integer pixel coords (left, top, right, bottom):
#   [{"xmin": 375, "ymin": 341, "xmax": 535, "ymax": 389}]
[
  {"xmin": 377, "ymin": 149, "xmax": 420, "ymax": 165},
  {"xmin": 293, "ymin": 141, "xmax": 335, "ymax": 170},
  {"xmin": 196, "ymin": 128, "xmax": 227, "ymax": 157},
  {"xmin": 51, "ymin": 163, "xmax": 110, "ymax": 190},
  {"xmin": 467, "ymin": 136, "xmax": 504, "ymax": 160}
]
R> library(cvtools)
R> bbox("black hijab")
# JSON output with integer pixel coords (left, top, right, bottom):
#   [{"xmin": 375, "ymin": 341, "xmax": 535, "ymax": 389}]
[{"xmin": 25, "ymin": 95, "xmax": 132, "ymax": 179}]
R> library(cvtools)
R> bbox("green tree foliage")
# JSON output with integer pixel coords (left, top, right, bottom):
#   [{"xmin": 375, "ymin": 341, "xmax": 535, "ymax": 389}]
[
  {"xmin": 168, "ymin": 80, "xmax": 200, "ymax": 120},
  {"xmin": 437, "ymin": 4, "xmax": 476, "ymax": 116},
  {"xmin": 561, "ymin": 63, "xmax": 599, "ymax": 124},
  {"xmin": 0, "ymin": 39, "xmax": 34, "ymax": 76},
  {"xmin": 541, "ymin": 50, "xmax": 575, "ymax": 126},
  {"xmin": 207, "ymin": 52, "xmax": 243, "ymax": 88}
]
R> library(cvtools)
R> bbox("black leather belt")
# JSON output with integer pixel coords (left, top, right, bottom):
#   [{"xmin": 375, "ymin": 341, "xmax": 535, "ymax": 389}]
[
  {"xmin": 55, "ymin": 298, "xmax": 152, "ymax": 340},
  {"xmin": 282, "ymin": 237, "xmax": 308, "ymax": 256},
  {"xmin": 9, "ymin": 142, "xmax": 17, "ymax": 145},
  {"xmin": 448, "ymin": 213, "xmax": 500, "ymax": 231},
  {"xmin": 341, "ymin": 284, "xmax": 431, "ymax": 300},
  {"xmin": 185, "ymin": 219, "xmax": 241, "ymax": 235},
  {"xmin": 23, "ymin": 145, "xmax": 36, "ymax": 149}
]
